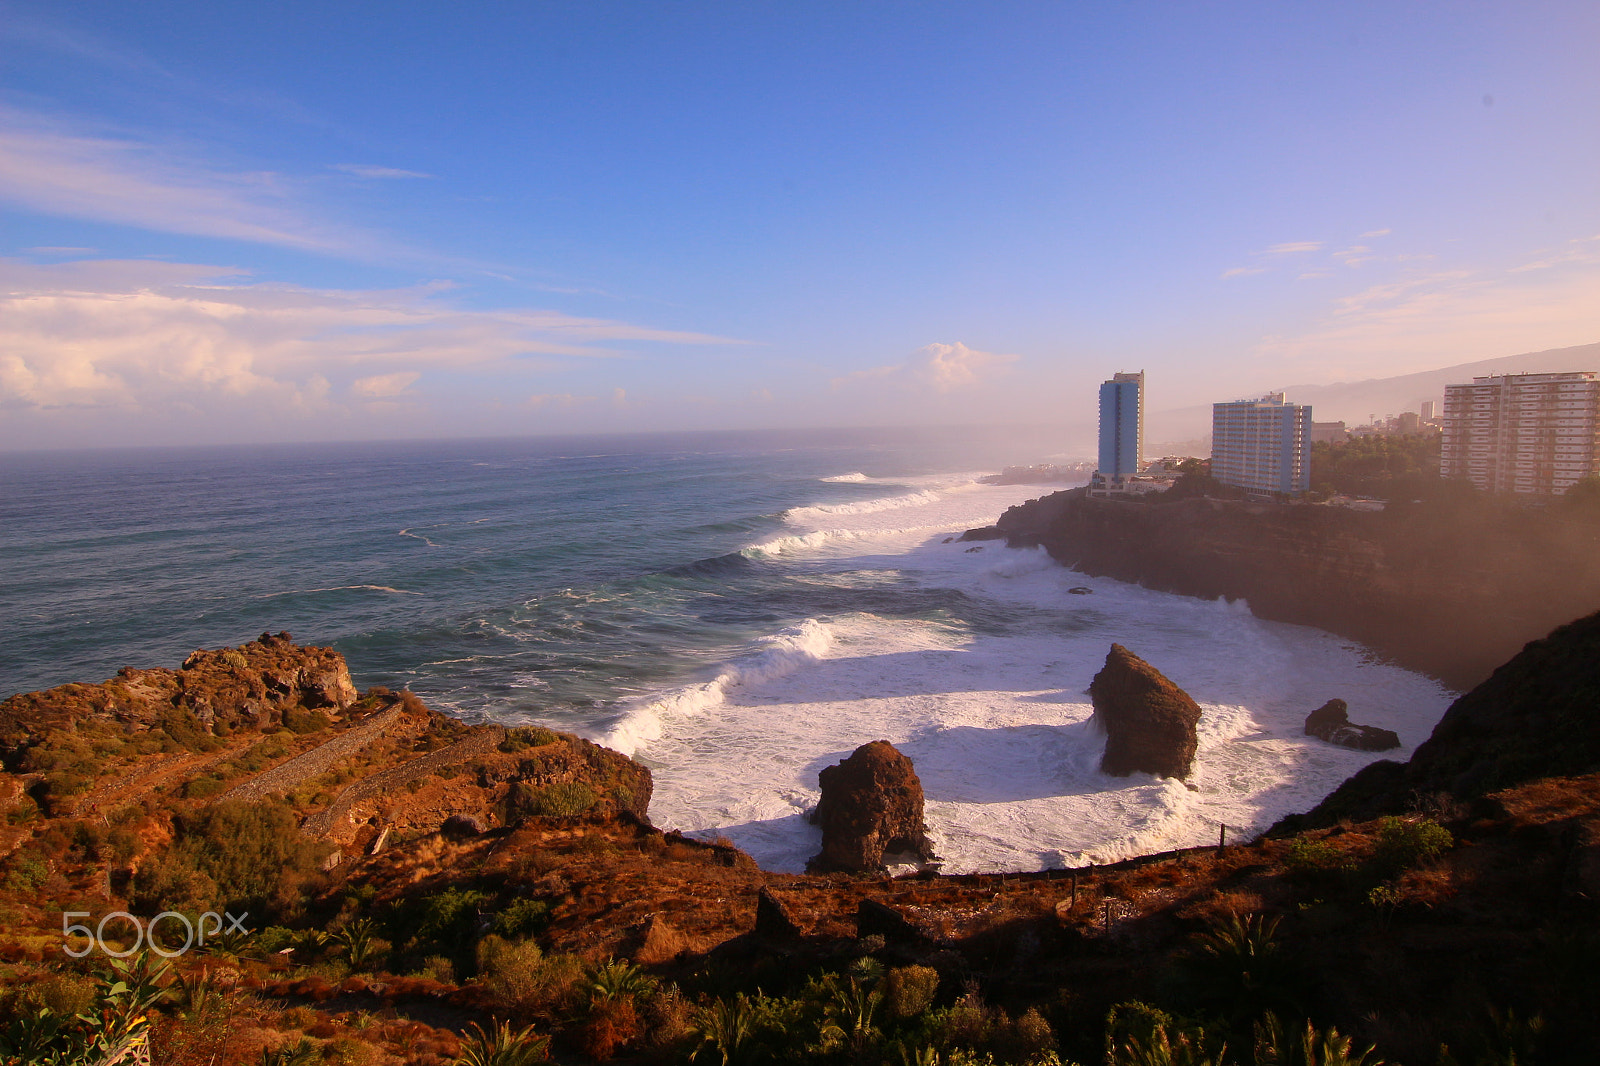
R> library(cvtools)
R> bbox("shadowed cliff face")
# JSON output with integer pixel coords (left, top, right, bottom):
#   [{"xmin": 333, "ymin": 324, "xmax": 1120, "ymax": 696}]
[
  {"xmin": 1282, "ymin": 607, "xmax": 1600, "ymax": 829},
  {"xmin": 1090, "ymin": 644, "xmax": 1201, "ymax": 779},
  {"xmin": 994, "ymin": 488, "xmax": 1600, "ymax": 690}
]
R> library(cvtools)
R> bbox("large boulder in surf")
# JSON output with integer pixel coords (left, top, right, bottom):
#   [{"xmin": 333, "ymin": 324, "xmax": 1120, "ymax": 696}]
[
  {"xmin": 1304, "ymin": 698, "xmax": 1400, "ymax": 752},
  {"xmin": 1090, "ymin": 644, "xmax": 1201, "ymax": 780},
  {"xmin": 808, "ymin": 741, "xmax": 935, "ymax": 872}
]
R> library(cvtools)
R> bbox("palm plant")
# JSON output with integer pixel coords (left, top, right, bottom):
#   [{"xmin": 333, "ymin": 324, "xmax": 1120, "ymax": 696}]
[
  {"xmin": 334, "ymin": 917, "xmax": 380, "ymax": 969},
  {"xmin": 690, "ymin": 994, "xmax": 760, "ymax": 1066}
]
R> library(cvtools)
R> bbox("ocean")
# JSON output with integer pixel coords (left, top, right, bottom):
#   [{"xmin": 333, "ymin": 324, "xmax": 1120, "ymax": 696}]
[{"xmin": 0, "ymin": 427, "xmax": 1454, "ymax": 873}]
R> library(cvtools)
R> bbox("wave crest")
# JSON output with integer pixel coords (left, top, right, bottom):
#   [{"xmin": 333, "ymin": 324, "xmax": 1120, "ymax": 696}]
[{"xmin": 594, "ymin": 619, "xmax": 834, "ymax": 756}]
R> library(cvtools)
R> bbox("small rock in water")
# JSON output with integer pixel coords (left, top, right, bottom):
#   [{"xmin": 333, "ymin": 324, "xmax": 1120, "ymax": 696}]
[{"xmin": 1304, "ymin": 698, "xmax": 1400, "ymax": 752}]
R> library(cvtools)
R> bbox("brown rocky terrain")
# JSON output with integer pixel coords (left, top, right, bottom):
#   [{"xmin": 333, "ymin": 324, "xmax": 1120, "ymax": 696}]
[
  {"xmin": 3, "ymin": 617, "xmax": 1600, "ymax": 1065},
  {"xmin": 808, "ymin": 741, "xmax": 935, "ymax": 873},
  {"xmin": 990, "ymin": 487, "xmax": 1600, "ymax": 689},
  {"xmin": 1089, "ymin": 644, "xmax": 1201, "ymax": 779}
]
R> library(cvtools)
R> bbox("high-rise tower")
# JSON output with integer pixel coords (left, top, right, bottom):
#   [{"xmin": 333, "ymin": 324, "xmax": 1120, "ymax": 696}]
[{"xmin": 1091, "ymin": 371, "xmax": 1144, "ymax": 494}]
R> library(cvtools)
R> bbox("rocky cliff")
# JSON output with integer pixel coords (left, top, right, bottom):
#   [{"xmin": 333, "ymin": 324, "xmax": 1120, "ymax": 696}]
[{"xmin": 993, "ymin": 488, "xmax": 1600, "ymax": 689}]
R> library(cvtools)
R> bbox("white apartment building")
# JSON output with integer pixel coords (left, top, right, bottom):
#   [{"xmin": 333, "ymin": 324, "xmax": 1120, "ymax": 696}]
[
  {"xmin": 1440, "ymin": 372, "xmax": 1600, "ymax": 495},
  {"xmin": 1211, "ymin": 393, "xmax": 1312, "ymax": 497}
]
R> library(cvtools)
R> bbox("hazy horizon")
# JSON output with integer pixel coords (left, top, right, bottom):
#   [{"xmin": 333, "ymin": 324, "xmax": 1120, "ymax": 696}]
[{"xmin": 3, "ymin": 2, "xmax": 1597, "ymax": 450}]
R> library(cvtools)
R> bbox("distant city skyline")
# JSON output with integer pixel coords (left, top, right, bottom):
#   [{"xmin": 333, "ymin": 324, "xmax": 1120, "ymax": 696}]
[{"xmin": 1, "ymin": 2, "xmax": 1597, "ymax": 451}]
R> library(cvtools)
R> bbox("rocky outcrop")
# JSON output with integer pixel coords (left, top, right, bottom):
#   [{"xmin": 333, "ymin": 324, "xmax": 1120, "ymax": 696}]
[
  {"xmin": 1278, "ymin": 608, "xmax": 1600, "ymax": 831},
  {"xmin": 0, "ymin": 631, "xmax": 358, "ymax": 758},
  {"xmin": 1304, "ymin": 699, "xmax": 1400, "ymax": 752},
  {"xmin": 1090, "ymin": 644, "xmax": 1201, "ymax": 779},
  {"xmin": 988, "ymin": 488, "xmax": 1600, "ymax": 690},
  {"xmin": 809, "ymin": 741, "xmax": 934, "ymax": 872},
  {"xmin": 311, "ymin": 724, "xmax": 653, "ymax": 848}
]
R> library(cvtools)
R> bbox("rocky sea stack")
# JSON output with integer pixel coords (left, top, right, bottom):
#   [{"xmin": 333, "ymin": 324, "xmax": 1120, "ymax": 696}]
[
  {"xmin": 809, "ymin": 740, "xmax": 935, "ymax": 872},
  {"xmin": 1303, "ymin": 698, "xmax": 1400, "ymax": 752},
  {"xmin": 1089, "ymin": 643, "xmax": 1201, "ymax": 779}
]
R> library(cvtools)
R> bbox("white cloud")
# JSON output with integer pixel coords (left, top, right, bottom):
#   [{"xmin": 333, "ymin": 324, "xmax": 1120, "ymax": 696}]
[
  {"xmin": 1221, "ymin": 266, "xmax": 1267, "ymax": 279},
  {"xmin": 1361, "ymin": 229, "xmax": 1393, "ymax": 239},
  {"xmin": 332, "ymin": 164, "xmax": 433, "ymax": 180},
  {"xmin": 351, "ymin": 371, "xmax": 421, "ymax": 397},
  {"xmin": 0, "ymin": 109, "xmax": 383, "ymax": 255},
  {"xmin": 1263, "ymin": 241, "xmax": 1323, "ymax": 255},
  {"xmin": 0, "ymin": 258, "xmax": 740, "ymax": 422},
  {"xmin": 832, "ymin": 342, "xmax": 1017, "ymax": 393}
]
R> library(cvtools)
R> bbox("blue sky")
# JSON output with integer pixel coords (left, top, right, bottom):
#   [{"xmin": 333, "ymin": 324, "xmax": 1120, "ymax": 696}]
[{"xmin": 2, "ymin": 1, "xmax": 1597, "ymax": 450}]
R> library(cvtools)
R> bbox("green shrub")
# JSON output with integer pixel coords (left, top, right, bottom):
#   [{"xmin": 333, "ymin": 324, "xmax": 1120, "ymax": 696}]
[
  {"xmin": 1372, "ymin": 817, "xmax": 1452, "ymax": 876},
  {"xmin": 181, "ymin": 776, "xmax": 227, "ymax": 800},
  {"xmin": 130, "ymin": 799, "xmax": 330, "ymax": 917},
  {"xmin": 499, "ymin": 726, "xmax": 560, "ymax": 753},
  {"xmin": 493, "ymin": 898, "xmax": 552, "ymax": 939},
  {"xmin": 511, "ymin": 781, "xmax": 597, "ymax": 818},
  {"xmin": 883, "ymin": 965, "xmax": 940, "ymax": 1020},
  {"xmin": 281, "ymin": 707, "xmax": 331, "ymax": 734}
]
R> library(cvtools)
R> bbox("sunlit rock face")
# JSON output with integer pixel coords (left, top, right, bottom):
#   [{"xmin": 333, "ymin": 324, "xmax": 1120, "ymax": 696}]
[
  {"xmin": 0, "ymin": 630, "xmax": 359, "ymax": 750},
  {"xmin": 809, "ymin": 740, "xmax": 934, "ymax": 872},
  {"xmin": 1089, "ymin": 643, "xmax": 1201, "ymax": 780}
]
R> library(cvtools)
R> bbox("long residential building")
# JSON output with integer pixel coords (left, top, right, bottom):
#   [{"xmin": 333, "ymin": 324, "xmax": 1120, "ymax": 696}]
[
  {"xmin": 1440, "ymin": 371, "xmax": 1600, "ymax": 496},
  {"xmin": 1211, "ymin": 392, "xmax": 1311, "ymax": 497}
]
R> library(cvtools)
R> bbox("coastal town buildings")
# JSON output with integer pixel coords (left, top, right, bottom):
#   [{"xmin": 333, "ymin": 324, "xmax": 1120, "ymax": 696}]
[
  {"xmin": 1211, "ymin": 393, "xmax": 1312, "ymax": 497},
  {"xmin": 1440, "ymin": 371, "xmax": 1600, "ymax": 496},
  {"xmin": 1089, "ymin": 370, "xmax": 1144, "ymax": 495}
]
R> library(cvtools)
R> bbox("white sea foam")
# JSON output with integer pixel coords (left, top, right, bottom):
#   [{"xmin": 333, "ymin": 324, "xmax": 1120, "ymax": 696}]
[
  {"xmin": 634, "ymin": 476, "xmax": 1456, "ymax": 874},
  {"xmin": 595, "ymin": 619, "xmax": 835, "ymax": 758},
  {"xmin": 263, "ymin": 584, "xmax": 424, "ymax": 597},
  {"xmin": 820, "ymin": 472, "xmax": 870, "ymax": 482},
  {"xmin": 783, "ymin": 489, "xmax": 942, "ymax": 522}
]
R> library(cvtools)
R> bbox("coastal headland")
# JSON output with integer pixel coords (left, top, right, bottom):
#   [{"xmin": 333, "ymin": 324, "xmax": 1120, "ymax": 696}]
[{"xmin": 977, "ymin": 486, "xmax": 1600, "ymax": 690}]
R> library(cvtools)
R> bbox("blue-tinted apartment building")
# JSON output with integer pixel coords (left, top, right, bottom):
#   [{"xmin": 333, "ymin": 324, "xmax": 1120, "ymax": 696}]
[
  {"xmin": 1091, "ymin": 371, "xmax": 1144, "ymax": 494},
  {"xmin": 1211, "ymin": 393, "xmax": 1312, "ymax": 497}
]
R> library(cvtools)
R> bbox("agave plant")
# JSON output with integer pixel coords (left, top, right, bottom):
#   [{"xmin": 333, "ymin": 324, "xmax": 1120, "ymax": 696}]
[
  {"xmin": 454, "ymin": 1019, "xmax": 550, "ymax": 1066},
  {"xmin": 260, "ymin": 1038, "xmax": 320, "ymax": 1066}
]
